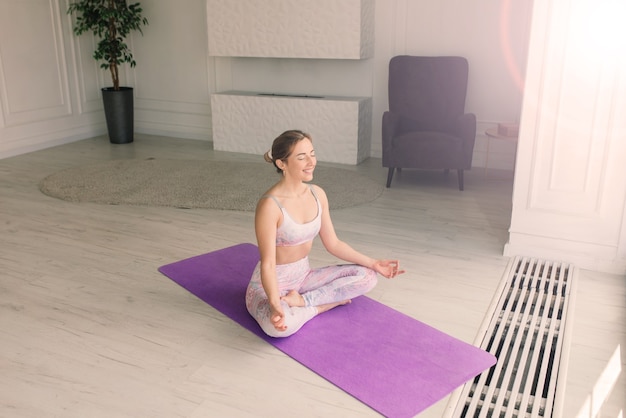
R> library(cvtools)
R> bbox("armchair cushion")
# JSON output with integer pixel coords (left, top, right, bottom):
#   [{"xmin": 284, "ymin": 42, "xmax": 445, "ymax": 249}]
[{"xmin": 392, "ymin": 131, "xmax": 464, "ymax": 169}]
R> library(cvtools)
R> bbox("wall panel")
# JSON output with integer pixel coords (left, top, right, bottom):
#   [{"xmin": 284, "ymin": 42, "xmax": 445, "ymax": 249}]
[
  {"xmin": 505, "ymin": 0, "xmax": 626, "ymax": 273},
  {"xmin": 133, "ymin": 0, "xmax": 211, "ymax": 139},
  {"xmin": 0, "ymin": 0, "xmax": 71, "ymax": 126}
]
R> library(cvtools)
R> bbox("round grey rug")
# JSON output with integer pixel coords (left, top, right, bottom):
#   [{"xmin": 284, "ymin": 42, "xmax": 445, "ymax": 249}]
[{"xmin": 39, "ymin": 159, "xmax": 384, "ymax": 211}]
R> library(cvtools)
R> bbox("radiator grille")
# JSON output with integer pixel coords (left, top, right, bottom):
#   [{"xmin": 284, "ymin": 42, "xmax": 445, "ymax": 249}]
[{"xmin": 447, "ymin": 256, "xmax": 577, "ymax": 417}]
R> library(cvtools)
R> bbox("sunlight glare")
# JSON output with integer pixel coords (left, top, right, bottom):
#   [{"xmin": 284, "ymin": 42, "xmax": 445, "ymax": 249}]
[
  {"xmin": 574, "ymin": 0, "xmax": 626, "ymax": 58},
  {"xmin": 576, "ymin": 345, "xmax": 622, "ymax": 418}
]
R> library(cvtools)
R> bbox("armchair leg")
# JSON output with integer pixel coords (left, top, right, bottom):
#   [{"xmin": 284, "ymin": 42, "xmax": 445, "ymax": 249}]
[
  {"xmin": 386, "ymin": 167, "xmax": 395, "ymax": 188},
  {"xmin": 457, "ymin": 169, "xmax": 464, "ymax": 191}
]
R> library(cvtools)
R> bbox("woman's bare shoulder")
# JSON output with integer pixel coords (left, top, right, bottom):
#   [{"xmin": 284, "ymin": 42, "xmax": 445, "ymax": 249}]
[
  {"xmin": 256, "ymin": 190, "xmax": 282, "ymax": 216},
  {"xmin": 310, "ymin": 184, "xmax": 328, "ymax": 200}
]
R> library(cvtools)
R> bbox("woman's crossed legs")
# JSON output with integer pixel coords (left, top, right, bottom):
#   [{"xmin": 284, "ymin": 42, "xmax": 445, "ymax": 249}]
[{"xmin": 246, "ymin": 259, "xmax": 377, "ymax": 338}]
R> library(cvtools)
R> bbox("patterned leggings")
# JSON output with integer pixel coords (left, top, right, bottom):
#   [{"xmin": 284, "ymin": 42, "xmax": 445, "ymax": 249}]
[{"xmin": 245, "ymin": 257, "xmax": 378, "ymax": 338}]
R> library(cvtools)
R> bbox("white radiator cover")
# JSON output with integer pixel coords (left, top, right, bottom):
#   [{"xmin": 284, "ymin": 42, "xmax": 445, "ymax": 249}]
[
  {"xmin": 445, "ymin": 256, "xmax": 577, "ymax": 417},
  {"xmin": 211, "ymin": 92, "xmax": 372, "ymax": 165},
  {"xmin": 206, "ymin": 0, "xmax": 374, "ymax": 59}
]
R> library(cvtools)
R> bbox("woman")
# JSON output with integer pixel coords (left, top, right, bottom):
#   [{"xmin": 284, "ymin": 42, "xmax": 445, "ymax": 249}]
[{"xmin": 246, "ymin": 130, "xmax": 405, "ymax": 337}]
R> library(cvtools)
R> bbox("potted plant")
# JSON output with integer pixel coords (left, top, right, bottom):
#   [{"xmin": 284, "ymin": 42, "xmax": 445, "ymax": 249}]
[{"xmin": 67, "ymin": 0, "xmax": 148, "ymax": 144}]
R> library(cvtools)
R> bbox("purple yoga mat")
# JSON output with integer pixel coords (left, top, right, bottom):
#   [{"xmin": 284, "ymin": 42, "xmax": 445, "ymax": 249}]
[{"xmin": 158, "ymin": 243, "xmax": 496, "ymax": 418}]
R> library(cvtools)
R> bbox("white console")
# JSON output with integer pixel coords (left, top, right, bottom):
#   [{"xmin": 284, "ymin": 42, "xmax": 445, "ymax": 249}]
[{"xmin": 211, "ymin": 91, "xmax": 372, "ymax": 164}]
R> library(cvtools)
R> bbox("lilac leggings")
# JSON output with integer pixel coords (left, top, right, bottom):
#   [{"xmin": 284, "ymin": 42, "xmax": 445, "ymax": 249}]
[{"xmin": 245, "ymin": 257, "xmax": 377, "ymax": 338}]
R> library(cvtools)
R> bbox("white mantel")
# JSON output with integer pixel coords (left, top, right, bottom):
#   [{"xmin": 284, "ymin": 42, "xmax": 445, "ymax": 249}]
[{"xmin": 206, "ymin": 0, "xmax": 374, "ymax": 59}]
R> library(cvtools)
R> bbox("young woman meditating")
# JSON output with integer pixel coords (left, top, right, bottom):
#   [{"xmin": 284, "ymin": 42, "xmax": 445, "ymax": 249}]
[{"xmin": 245, "ymin": 129, "xmax": 404, "ymax": 337}]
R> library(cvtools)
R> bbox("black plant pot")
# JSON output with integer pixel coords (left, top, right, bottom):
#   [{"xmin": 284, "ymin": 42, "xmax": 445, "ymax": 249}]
[{"xmin": 101, "ymin": 87, "xmax": 134, "ymax": 144}]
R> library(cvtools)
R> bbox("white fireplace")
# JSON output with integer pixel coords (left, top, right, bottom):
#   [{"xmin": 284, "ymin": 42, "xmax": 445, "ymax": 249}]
[
  {"xmin": 211, "ymin": 91, "xmax": 372, "ymax": 164},
  {"xmin": 207, "ymin": 0, "xmax": 375, "ymax": 165}
]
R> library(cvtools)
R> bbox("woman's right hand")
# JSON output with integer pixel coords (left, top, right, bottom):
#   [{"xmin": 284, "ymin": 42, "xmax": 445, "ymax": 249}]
[
  {"xmin": 270, "ymin": 303, "xmax": 287, "ymax": 332},
  {"xmin": 372, "ymin": 259, "xmax": 405, "ymax": 279}
]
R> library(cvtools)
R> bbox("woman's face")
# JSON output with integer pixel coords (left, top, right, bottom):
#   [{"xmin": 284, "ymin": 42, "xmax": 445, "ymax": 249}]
[{"xmin": 282, "ymin": 138, "xmax": 316, "ymax": 182}]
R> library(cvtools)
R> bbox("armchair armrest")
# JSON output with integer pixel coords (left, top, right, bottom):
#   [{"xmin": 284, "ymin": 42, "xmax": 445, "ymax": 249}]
[
  {"xmin": 382, "ymin": 111, "xmax": 401, "ymax": 165},
  {"xmin": 382, "ymin": 111, "xmax": 401, "ymax": 142},
  {"xmin": 452, "ymin": 113, "xmax": 477, "ymax": 168}
]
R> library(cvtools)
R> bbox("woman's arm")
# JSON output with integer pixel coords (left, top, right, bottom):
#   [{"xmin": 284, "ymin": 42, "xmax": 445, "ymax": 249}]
[
  {"xmin": 255, "ymin": 197, "xmax": 287, "ymax": 331},
  {"xmin": 315, "ymin": 185, "xmax": 404, "ymax": 279},
  {"xmin": 315, "ymin": 185, "xmax": 374, "ymax": 265}
]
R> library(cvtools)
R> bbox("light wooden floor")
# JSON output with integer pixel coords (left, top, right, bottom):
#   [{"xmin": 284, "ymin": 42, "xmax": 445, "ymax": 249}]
[{"xmin": 1, "ymin": 135, "xmax": 624, "ymax": 418}]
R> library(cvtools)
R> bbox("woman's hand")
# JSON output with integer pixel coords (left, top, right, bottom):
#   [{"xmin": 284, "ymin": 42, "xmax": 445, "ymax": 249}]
[
  {"xmin": 372, "ymin": 259, "xmax": 405, "ymax": 279},
  {"xmin": 270, "ymin": 303, "xmax": 287, "ymax": 332}
]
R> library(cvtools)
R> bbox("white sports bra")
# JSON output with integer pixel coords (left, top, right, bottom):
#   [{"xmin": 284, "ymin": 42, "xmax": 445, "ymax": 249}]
[{"xmin": 263, "ymin": 185, "xmax": 322, "ymax": 247}]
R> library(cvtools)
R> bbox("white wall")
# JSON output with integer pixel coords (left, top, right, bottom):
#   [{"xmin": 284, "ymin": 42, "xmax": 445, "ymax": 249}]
[
  {"xmin": 0, "ymin": 0, "xmax": 210, "ymax": 158},
  {"xmin": 0, "ymin": 0, "xmax": 99, "ymax": 157},
  {"xmin": 132, "ymin": 0, "xmax": 211, "ymax": 140},
  {"xmin": 0, "ymin": 0, "xmax": 531, "ymax": 170}
]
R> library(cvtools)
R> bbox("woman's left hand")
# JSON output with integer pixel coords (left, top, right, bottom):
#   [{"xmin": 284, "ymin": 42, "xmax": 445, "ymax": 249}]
[{"xmin": 372, "ymin": 259, "xmax": 405, "ymax": 279}]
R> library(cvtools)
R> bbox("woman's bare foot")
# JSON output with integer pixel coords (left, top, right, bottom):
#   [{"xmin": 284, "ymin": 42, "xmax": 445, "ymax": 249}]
[
  {"xmin": 281, "ymin": 289, "xmax": 305, "ymax": 307},
  {"xmin": 316, "ymin": 299, "xmax": 351, "ymax": 314}
]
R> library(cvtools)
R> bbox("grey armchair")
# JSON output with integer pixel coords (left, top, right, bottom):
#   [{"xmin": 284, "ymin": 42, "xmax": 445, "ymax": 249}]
[{"xmin": 382, "ymin": 56, "xmax": 476, "ymax": 190}]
